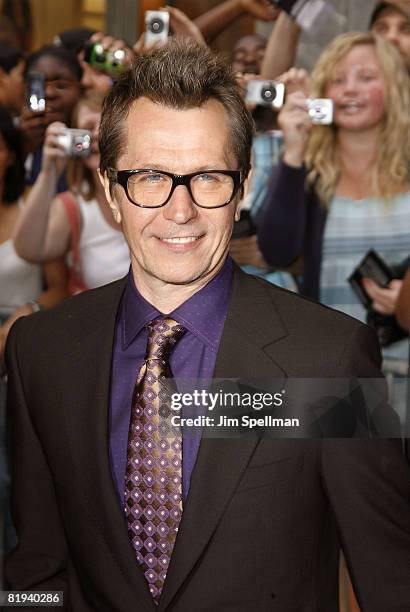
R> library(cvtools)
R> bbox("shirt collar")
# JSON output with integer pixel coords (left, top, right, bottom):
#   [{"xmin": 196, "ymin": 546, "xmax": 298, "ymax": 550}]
[{"xmin": 121, "ymin": 257, "xmax": 233, "ymax": 350}]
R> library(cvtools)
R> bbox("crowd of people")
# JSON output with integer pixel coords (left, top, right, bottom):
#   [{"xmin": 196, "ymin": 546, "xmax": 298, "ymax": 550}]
[{"xmin": 1, "ymin": 0, "xmax": 410, "ymax": 605}]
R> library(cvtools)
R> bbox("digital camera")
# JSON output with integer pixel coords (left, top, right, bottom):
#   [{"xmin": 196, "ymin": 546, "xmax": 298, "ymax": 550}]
[
  {"xmin": 56, "ymin": 128, "xmax": 92, "ymax": 158},
  {"xmin": 27, "ymin": 72, "xmax": 46, "ymax": 112},
  {"xmin": 83, "ymin": 43, "xmax": 127, "ymax": 76},
  {"xmin": 307, "ymin": 98, "xmax": 333, "ymax": 125},
  {"xmin": 245, "ymin": 80, "xmax": 285, "ymax": 109},
  {"xmin": 145, "ymin": 11, "xmax": 170, "ymax": 46}
]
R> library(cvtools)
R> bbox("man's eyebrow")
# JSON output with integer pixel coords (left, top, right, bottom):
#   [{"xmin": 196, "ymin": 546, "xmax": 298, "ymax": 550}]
[{"xmin": 126, "ymin": 163, "xmax": 231, "ymax": 172}]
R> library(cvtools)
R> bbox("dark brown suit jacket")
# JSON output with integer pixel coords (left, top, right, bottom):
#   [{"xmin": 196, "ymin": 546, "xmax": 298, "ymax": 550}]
[{"xmin": 4, "ymin": 267, "xmax": 410, "ymax": 611}]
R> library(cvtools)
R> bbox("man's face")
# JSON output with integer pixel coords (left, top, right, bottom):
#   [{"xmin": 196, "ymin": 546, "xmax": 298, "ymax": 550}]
[
  {"xmin": 102, "ymin": 98, "xmax": 240, "ymax": 294},
  {"xmin": 371, "ymin": 6, "xmax": 410, "ymax": 70},
  {"xmin": 232, "ymin": 35, "xmax": 267, "ymax": 75},
  {"xmin": 27, "ymin": 56, "xmax": 81, "ymax": 124}
]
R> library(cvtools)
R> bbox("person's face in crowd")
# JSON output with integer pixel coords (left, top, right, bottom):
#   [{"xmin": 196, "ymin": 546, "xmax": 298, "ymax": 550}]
[
  {"xmin": 0, "ymin": 59, "xmax": 25, "ymax": 113},
  {"xmin": 27, "ymin": 55, "xmax": 81, "ymax": 124},
  {"xmin": 103, "ymin": 97, "xmax": 239, "ymax": 292},
  {"xmin": 371, "ymin": 7, "xmax": 410, "ymax": 71},
  {"xmin": 79, "ymin": 59, "xmax": 112, "ymax": 93},
  {"xmin": 325, "ymin": 44, "xmax": 386, "ymax": 132},
  {"xmin": 232, "ymin": 35, "xmax": 267, "ymax": 74},
  {"xmin": 76, "ymin": 103, "xmax": 100, "ymax": 171}
]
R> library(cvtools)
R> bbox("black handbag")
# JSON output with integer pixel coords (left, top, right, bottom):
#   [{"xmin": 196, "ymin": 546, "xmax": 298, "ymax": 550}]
[{"xmin": 348, "ymin": 251, "xmax": 410, "ymax": 347}]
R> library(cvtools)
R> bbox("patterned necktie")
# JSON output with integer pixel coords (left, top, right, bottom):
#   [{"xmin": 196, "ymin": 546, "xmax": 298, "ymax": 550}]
[{"xmin": 124, "ymin": 318, "xmax": 186, "ymax": 603}]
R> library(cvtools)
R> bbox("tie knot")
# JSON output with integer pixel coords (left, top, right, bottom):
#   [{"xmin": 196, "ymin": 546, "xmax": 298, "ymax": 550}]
[{"xmin": 145, "ymin": 318, "xmax": 186, "ymax": 362}]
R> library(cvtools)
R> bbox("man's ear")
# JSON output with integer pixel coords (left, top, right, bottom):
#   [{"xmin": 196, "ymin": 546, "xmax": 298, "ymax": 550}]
[{"xmin": 98, "ymin": 169, "xmax": 122, "ymax": 224}]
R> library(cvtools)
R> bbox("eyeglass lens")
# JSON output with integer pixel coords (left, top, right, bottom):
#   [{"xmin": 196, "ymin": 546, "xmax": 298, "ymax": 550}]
[{"xmin": 126, "ymin": 172, "xmax": 235, "ymax": 208}]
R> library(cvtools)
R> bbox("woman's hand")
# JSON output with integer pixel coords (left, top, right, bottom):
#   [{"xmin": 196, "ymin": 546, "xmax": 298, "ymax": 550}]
[
  {"xmin": 20, "ymin": 107, "xmax": 50, "ymax": 154},
  {"xmin": 279, "ymin": 91, "xmax": 313, "ymax": 167},
  {"xmin": 41, "ymin": 122, "xmax": 69, "ymax": 177},
  {"xmin": 362, "ymin": 278, "xmax": 403, "ymax": 315},
  {"xmin": 277, "ymin": 67, "xmax": 311, "ymax": 97}
]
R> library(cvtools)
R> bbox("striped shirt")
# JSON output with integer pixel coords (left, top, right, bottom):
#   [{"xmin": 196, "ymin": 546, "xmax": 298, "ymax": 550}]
[{"xmin": 321, "ymin": 192, "xmax": 410, "ymax": 369}]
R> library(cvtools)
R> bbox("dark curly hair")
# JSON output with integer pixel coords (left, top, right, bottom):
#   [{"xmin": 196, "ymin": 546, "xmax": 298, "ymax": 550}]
[
  {"xmin": 0, "ymin": 107, "xmax": 25, "ymax": 203},
  {"xmin": 25, "ymin": 45, "xmax": 82, "ymax": 81}
]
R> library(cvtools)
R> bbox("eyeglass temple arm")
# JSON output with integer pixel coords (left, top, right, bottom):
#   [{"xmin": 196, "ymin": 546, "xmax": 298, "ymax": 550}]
[{"xmin": 106, "ymin": 167, "xmax": 118, "ymax": 182}]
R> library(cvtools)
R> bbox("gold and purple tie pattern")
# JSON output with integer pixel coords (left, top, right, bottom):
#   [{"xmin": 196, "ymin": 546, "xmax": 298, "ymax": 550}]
[{"xmin": 124, "ymin": 318, "xmax": 186, "ymax": 602}]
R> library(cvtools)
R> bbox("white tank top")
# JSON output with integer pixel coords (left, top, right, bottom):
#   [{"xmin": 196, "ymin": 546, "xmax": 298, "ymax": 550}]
[
  {"xmin": 0, "ymin": 239, "xmax": 43, "ymax": 316},
  {"xmin": 77, "ymin": 194, "xmax": 130, "ymax": 289}
]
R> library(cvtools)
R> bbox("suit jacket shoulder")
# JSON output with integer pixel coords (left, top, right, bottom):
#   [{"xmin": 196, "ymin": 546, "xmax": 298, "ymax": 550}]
[
  {"xmin": 222, "ymin": 266, "xmax": 382, "ymax": 378},
  {"xmin": 6, "ymin": 267, "xmax": 381, "ymax": 381}
]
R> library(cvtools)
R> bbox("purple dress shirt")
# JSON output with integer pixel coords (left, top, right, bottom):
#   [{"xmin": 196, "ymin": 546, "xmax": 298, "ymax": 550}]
[{"xmin": 109, "ymin": 257, "xmax": 233, "ymax": 506}]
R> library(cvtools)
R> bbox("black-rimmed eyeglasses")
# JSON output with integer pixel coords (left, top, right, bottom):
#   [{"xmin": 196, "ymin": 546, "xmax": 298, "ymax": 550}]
[{"xmin": 107, "ymin": 168, "xmax": 242, "ymax": 209}]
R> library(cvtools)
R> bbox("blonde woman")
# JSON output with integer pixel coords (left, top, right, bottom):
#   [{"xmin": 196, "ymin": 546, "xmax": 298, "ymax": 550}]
[
  {"xmin": 258, "ymin": 31, "xmax": 410, "ymax": 376},
  {"xmin": 13, "ymin": 91, "xmax": 130, "ymax": 290}
]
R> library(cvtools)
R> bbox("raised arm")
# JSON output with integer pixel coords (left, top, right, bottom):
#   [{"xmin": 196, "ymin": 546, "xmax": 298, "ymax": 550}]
[
  {"xmin": 260, "ymin": 10, "xmax": 301, "ymax": 79},
  {"xmin": 256, "ymin": 90, "xmax": 313, "ymax": 267},
  {"xmin": 13, "ymin": 122, "xmax": 72, "ymax": 263},
  {"xmin": 195, "ymin": 0, "xmax": 279, "ymax": 43}
]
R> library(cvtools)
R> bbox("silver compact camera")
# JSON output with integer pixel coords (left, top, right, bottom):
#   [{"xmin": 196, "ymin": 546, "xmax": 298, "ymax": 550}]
[
  {"xmin": 245, "ymin": 80, "xmax": 285, "ymax": 109},
  {"xmin": 56, "ymin": 128, "xmax": 92, "ymax": 158},
  {"xmin": 307, "ymin": 98, "xmax": 333, "ymax": 125},
  {"xmin": 145, "ymin": 11, "xmax": 169, "ymax": 46}
]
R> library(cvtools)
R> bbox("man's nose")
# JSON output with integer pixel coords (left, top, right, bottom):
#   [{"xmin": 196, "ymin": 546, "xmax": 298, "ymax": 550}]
[{"xmin": 162, "ymin": 184, "xmax": 198, "ymax": 224}]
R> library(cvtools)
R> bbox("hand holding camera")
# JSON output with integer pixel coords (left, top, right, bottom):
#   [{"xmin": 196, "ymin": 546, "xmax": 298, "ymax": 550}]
[
  {"xmin": 42, "ymin": 123, "xmax": 91, "ymax": 179},
  {"xmin": 137, "ymin": 7, "xmax": 206, "ymax": 54},
  {"xmin": 245, "ymin": 79, "xmax": 285, "ymax": 108},
  {"xmin": 276, "ymin": 67, "xmax": 311, "ymax": 97},
  {"xmin": 82, "ymin": 32, "xmax": 134, "ymax": 81},
  {"xmin": 279, "ymin": 91, "xmax": 333, "ymax": 167},
  {"xmin": 145, "ymin": 10, "xmax": 170, "ymax": 46}
]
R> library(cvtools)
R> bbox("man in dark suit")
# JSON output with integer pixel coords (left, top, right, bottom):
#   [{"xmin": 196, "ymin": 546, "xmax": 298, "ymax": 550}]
[{"xmin": 5, "ymin": 39, "xmax": 410, "ymax": 611}]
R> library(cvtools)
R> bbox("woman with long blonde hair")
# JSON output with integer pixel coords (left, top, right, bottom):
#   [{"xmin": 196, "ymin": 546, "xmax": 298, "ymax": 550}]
[{"xmin": 258, "ymin": 30, "xmax": 410, "ymax": 376}]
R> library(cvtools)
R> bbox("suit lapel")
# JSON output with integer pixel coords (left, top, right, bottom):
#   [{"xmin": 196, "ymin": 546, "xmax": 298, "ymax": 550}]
[
  {"xmin": 62, "ymin": 279, "xmax": 156, "ymax": 612},
  {"xmin": 159, "ymin": 268, "xmax": 289, "ymax": 610}
]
